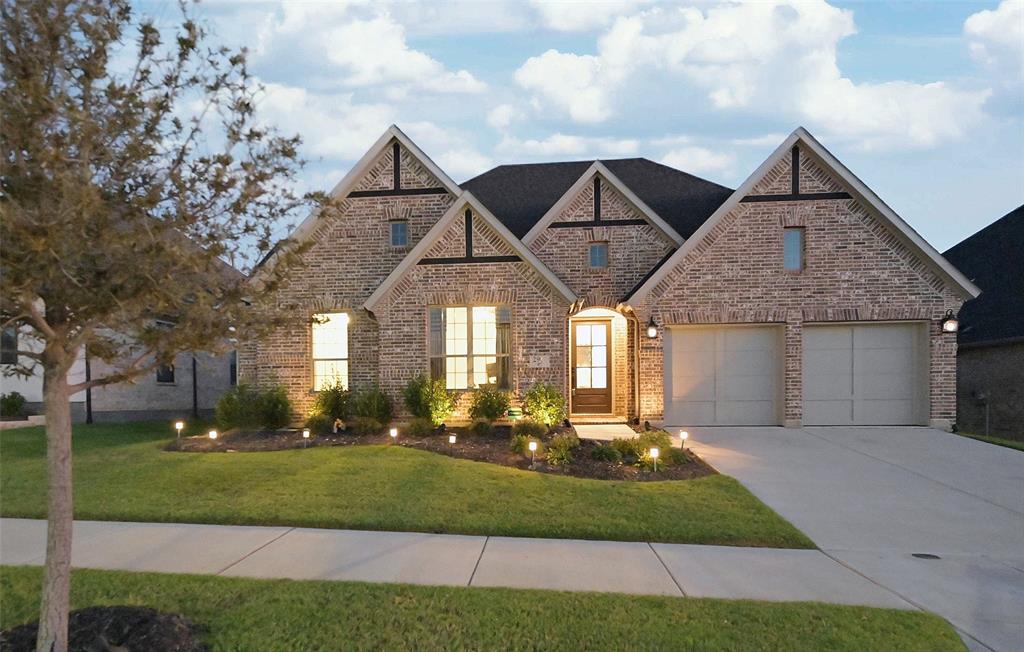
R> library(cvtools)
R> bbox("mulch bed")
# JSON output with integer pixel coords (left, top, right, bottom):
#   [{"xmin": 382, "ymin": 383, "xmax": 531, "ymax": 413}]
[
  {"xmin": 1, "ymin": 606, "xmax": 204, "ymax": 652},
  {"xmin": 167, "ymin": 424, "xmax": 716, "ymax": 482}
]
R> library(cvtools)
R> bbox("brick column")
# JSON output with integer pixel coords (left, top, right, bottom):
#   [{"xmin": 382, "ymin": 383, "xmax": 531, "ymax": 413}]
[
  {"xmin": 784, "ymin": 319, "xmax": 803, "ymax": 427},
  {"xmin": 929, "ymin": 318, "xmax": 957, "ymax": 430}
]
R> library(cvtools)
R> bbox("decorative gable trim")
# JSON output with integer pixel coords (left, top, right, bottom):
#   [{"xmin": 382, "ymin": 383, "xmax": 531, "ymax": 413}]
[
  {"xmin": 626, "ymin": 127, "xmax": 981, "ymax": 303},
  {"xmin": 251, "ymin": 125, "xmax": 460, "ymax": 281},
  {"xmin": 522, "ymin": 161, "xmax": 684, "ymax": 246},
  {"xmin": 364, "ymin": 192, "xmax": 577, "ymax": 311}
]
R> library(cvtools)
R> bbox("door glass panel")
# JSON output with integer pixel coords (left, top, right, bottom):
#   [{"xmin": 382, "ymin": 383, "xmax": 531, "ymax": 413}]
[
  {"xmin": 591, "ymin": 324, "xmax": 606, "ymax": 345},
  {"xmin": 591, "ymin": 367, "xmax": 607, "ymax": 389},
  {"xmin": 576, "ymin": 324, "xmax": 591, "ymax": 345},
  {"xmin": 576, "ymin": 346, "xmax": 592, "ymax": 366},
  {"xmin": 577, "ymin": 367, "xmax": 591, "ymax": 388},
  {"xmin": 592, "ymin": 346, "xmax": 606, "ymax": 367}
]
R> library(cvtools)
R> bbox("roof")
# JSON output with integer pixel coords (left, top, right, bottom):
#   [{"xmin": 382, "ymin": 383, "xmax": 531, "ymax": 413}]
[
  {"xmin": 461, "ymin": 158, "xmax": 734, "ymax": 240},
  {"xmin": 628, "ymin": 127, "xmax": 982, "ymax": 304},
  {"xmin": 943, "ymin": 204, "xmax": 1024, "ymax": 345}
]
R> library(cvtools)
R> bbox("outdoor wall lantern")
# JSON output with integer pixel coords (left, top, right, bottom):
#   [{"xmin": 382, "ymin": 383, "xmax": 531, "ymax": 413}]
[
  {"xmin": 941, "ymin": 309, "xmax": 959, "ymax": 333},
  {"xmin": 646, "ymin": 316, "xmax": 658, "ymax": 339}
]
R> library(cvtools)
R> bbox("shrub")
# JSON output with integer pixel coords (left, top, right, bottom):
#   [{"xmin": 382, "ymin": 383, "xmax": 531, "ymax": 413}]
[
  {"xmin": 403, "ymin": 375, "xmax": 453, "ymax": 425},
  {"xmin": 406, "ymin": 417, "xmax": 435, "ymax": 437},
  {"xmin": 469, "ymin": 386, "xmax": 510, "ymax": 422},
  {"xmin": 305, "ymin": 413, "xmax": 334, "ymax": 436},
  {"xmin": 351, "ymin": 387, "xmax": 392, "ymax": 424},
  {"xmin": 665, "ymin": 447, "xmax": 690, "ymax": 465},
  {"xmin": 638, "ymin": 429, "xmax": 673, "ymax": 454},
  {"xmin": 215, "ymin": 385, "xmax": 260, "ymax": 429},
  {"xmin": 610, "ymin": 436, "xmax": 642, "ymax": 460},
  {"xmin": 510, "ymin": 433, "xmax": 543, "ymax": 456},
  {"xmin": 545, "ymin": 431, "xmax": 580, "ymax": 466},
  {"xmin": 470, "ymin": 419, "xmax": 494, "ymax": 437},
  {"xmin": 590, "ymin": 443, "xmax": 623, "ymax": 463},
  {"xmin": 523, "ymin": 382, "xmax": 567, "ymax": 426},
  {"xmin": 312, "ymin": 381, "xmax": 350, "ymax": 420},
  {"xmin": 350, "ymin": 416, "xmax": 383, "ymax": 436},
  {"xmin": 257, "ymin": 386, "xmax": 292, "ymax": 429},
  {"xmin": 1, "ymin": 391, "xmax": 26, "ymax": 417},
  {"xmin": 511, "ymin": 419, "xmax": 548, "ymax": 439}
]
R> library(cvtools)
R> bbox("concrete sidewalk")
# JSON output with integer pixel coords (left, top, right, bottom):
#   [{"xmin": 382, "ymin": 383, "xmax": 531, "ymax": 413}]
[{"xmin": 0, "ymin": 518, "xmax": 910, "ymax": 609}]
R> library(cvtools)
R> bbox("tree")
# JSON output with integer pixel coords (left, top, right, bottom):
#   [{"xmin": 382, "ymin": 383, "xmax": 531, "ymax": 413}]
[{"xmin": 0, "ymin": 2, "xmax": 317, "ymax": 649}]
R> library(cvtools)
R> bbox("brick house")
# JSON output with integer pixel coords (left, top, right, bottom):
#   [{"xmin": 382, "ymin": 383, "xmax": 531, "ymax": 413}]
[{"xmin": 241, "ymin": 125, "xmax": 979, "ymax": 429}]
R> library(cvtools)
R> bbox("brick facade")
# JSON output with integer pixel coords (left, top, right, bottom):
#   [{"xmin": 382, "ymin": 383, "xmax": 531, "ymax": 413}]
[
  {"xmin": 635, "ymin": 145, "xmax": 964, "ymax": 428},
  {"xmin": 242, "ymin": 132, "xmax": 968, "ymax": 429}
]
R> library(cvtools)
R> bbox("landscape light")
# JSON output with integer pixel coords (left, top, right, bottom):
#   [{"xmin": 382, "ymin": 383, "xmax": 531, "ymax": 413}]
[
  {"xmin": 528, "ymin": 440, "xmax": 538, "ymax": 452},
  {"xmin": 528, "ymin": 440, "xmax": 538, "ymax": 467},
  {"xmin": 679, "ymin": 430, "xmax": 689, "ymax": 446},
  {"xmin": 303, "ymin": 429, "xmax": 310, "ymax": 438},
  {"xmin": 208, "ymin": 430, "xmax": 218, "ymax": 440},
  {"xmin": 650, "ymin": 447, "xmax": 659, "ymax": 472},
  {"xmin": 174, "ymin": 421, "xmax": 184, "ymax": 433},
  {"xmin": 390, "ymin": 427, "xmax": 398, "ymax": 440},
  {"xmin": 448, "ymin": 433, "xmax": 456, "ymax": 455}
]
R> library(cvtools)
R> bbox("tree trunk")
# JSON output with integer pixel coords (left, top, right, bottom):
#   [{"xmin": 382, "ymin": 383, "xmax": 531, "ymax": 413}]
[{"xmin": 35, "ymin": 364, "xmax": 73, "ymax": 652}]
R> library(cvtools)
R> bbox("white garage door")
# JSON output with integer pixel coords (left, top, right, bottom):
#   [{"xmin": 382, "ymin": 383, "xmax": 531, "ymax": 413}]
[
  {"xmin": 803, "ymin": 323, "xmax": 928, "ymax": 426},
  {"xmin": 664, "ymin": 326, "xmax": 782, "ymax": 425}
]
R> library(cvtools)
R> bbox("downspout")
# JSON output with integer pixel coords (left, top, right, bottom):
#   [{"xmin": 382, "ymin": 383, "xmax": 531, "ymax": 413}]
[
  {"xmin": 630, "ymin": 311, "xmax": 642, "ymax": 424},
  {"xmin": 191, "ymin": 354, "xmax": 198, "ymax": 419},
  {"xmin": 84, "ymin": 347, "xmax": 93, "ymax": 424}
]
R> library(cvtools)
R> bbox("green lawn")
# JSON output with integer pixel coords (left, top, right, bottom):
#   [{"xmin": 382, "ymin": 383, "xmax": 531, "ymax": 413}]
[
  {"xmin": 0, "ymin": 566, "xmax": 963, "ymax": 651},
  {"xmin": 0, "ymin": 422, "xmax": 811, "ymax": 547},
  {"xmin": 957, "ymin": 432, "xmax": 1024, "ymax": 452}
]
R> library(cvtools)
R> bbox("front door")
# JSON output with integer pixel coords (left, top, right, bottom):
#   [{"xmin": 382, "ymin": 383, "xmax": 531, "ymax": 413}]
[{"xmin": 571, "ymin": 320, "xmax": 612, "ymax": 414}]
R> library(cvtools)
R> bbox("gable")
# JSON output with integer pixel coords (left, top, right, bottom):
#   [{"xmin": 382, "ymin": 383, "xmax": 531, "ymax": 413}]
[
  {"xmin": 365, "ymin": 194, "xmax": 576, "ymax": 311},
  {"xmin": 628, "ymin": 128, "xmax": 980, "ymax": 303}
]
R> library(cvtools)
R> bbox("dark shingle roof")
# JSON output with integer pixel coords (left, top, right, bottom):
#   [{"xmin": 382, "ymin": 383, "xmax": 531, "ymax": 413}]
[
  {"xmin": 943, "ymin": 204, "xmax": 1024, "ymax": 345},
  {"xmin": 461, "ymin": 158, "xmax": 734, "ymax": 240}
]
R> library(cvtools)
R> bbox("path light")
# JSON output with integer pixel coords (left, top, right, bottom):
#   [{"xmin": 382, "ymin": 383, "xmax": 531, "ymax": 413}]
[
  {"xmin": 528, "ymin": 440, "xmax": 538, "ymax": 467},
  {"xmin": 646, "ymin": 315, "xmax": 658, "ymax": 339},
  {"xmin": 389, "ymin": 427, "xmax": 398, "ymax": 442},
  {"xmin": 448, "ymin": 433, "xmax": 456, "ymax": 455},
  {"xmin": 174, "ymin": 421, "xmax": 184, "ymax": 442},
  {"xmin": 208, "ymin": 430, "xmax": 218, "ymax": 440},
  {"xmin": 679, "ymin": 430, "xmax": 689, "ymax": 448},
  {"xmin": 649, "ymin": 447, "xmax": 659, "ymax": 472},
  {"xmin": 941, "ymin": 309, "xmax": 959, "ymax": 333},
  {"xmin": 303, "ymin": 429, "xmax": 310, "ymax": 449}
]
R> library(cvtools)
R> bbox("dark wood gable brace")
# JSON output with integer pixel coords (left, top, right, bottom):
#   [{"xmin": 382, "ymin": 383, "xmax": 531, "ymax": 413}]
[
  {"xmin": 347, "ymin": 140, "xmax": 450, "ymax": 198},
  {"xmin": 418, "ymin": 209, "xmax": 522, "ymax": 265},
  {"xmin": 740, "ymin": 145, "xmax": 852, "ymax": 203},
  {"xmin": 549, "ymin": 175, "xmax": 649, "ymax": 229}
]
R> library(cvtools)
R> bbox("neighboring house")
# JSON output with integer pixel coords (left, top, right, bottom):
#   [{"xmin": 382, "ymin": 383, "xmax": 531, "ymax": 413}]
[
  {"xmin": 0, "ymin": 325, "xmax": 237, "ymax": 424},
  {"xmin": 243, "ymin": 125, "xmax": 979, "ymax": 429},
  {"xmin": 943, "ymin": 205, "xmax": 1024, "ymax": 440}
]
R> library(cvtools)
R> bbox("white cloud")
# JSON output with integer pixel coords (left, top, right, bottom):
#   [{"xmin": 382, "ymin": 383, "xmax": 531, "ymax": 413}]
[
  {"xmin": 649, "ymin": 134, "xmax": 693, "ymax": 148},
  {"xmin": 435, "ymin": 148, "xmax": 495, "ymax": 180},
  {"xmin": 965, "ymin": 0, "xmax": 1023, "ymax": 75},
  {"xmin": 732, "ymin": 133, "xmax": 788, "ymax": 147},
  {"xmin": 514, "ymin": 1, "xmax": 991, "ymax": 149},
  {"xmin": 530, "ymin": 0, "xmax": 648, "ymax": 31},
  {"xmin": 256, "ymin": 82, "xmax": 396, "ymax": 160},
  {"xmin": 514, "ymin": 50, "xmax": 615, "ymax": 123},
  {"xmin": 497, "ymin": 133, "xmax": 639, "ymax": 158},
  {"xmin": 487, "ymin": 104, "xmax": 523, "ymax": 130},
  {"xmin": 251, "ymin": 4, "xmax": 485, "ymax": 94},
  {"xmin": 660, "ymin": 146, "xmax": 735, "ymax": 174}
]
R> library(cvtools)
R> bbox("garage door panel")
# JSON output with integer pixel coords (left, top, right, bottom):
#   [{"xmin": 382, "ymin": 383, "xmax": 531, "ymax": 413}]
[
  {"xmin": 803, "ymin": 323, "xmax": 926, "ymax": 426},
  {"xmin": 853, "ymin": 400, "xmax": 914, "ymax": 425},
  {"xmin": 665, "ymin": 326, "xmax": 781, "ymax": 426},
  {"xmin": 803, "ymin": 400, "xmax": 852, "ymax": 425}
]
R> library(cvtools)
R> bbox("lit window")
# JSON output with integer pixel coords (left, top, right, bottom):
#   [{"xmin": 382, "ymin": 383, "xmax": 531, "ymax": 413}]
[
  {"xmin": 312, "ymin": 312, "xmax": 349, "ymax": 390},
  {"xmin": 589, "ymin": 242, "xmax": 609, "ymax": 268},
  {"xmin": 783, "ymin": 227, "xmax": 804, "ymax": 272},
  {"xmin": 156, "ymin": 364, "xmax": 175, "ymax": 384},
  {"xmin": 0, "ymin": 327, "xmax": 17, "ymax": 365},
  {"xmin": 429, "ymin": 306, "xmax": 510, "ymax": 390},
  {"xmin": 390, "ymin": 221, "xmax": 408, "ymax": 247}
]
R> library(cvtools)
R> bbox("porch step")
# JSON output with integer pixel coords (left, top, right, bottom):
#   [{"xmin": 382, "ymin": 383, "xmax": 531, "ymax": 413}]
[{"xmin": 573, "ymin": 423, "xmax": 638, "ymax": 442}]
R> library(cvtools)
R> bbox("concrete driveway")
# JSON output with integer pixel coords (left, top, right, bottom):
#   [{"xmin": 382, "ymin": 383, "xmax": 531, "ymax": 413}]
[{"xmin": 676, "ymin": 425, "xmax": 1024, "ymax": 652}]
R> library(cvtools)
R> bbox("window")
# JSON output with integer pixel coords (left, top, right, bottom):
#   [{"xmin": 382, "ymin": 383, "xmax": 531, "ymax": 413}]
[
  {"xmin": 429, "ymin": 306, "xmax": 510, "ymax": 389},
  {"xmin": 229, "ymin": 351, "xmax": 237, "ymax": 386},
  {"xmin": 390, "ymin": 221, "xmax": 408, "ymax": 247},
  {"xmin": 783, "ymin": 227, "xmax": 804, "ymax": 272},
  {"xmin": 156, "ymin": 364, "xmax": 175, "ymax": 384},
  {"xmin": 312, "ymin": 312, "xmax": 349, "ymax": 390},
  {"xmin": 1, "ymin": 327, "xmax": 17, "ymax": 365},
  {"xmin": 589, "ymin": 242, "xmax": 609, "ymax": 268}
]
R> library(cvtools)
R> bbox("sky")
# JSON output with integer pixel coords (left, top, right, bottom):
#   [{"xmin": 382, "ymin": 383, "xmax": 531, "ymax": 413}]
[{"xmin": 152, "ymin": 0, "xmax": 1021, "ymax": 251}]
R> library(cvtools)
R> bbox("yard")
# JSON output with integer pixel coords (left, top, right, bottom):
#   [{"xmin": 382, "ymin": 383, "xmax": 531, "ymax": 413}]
[
  {"xmin": 0, "ymin": 422, "xmax": 812, "ymax": 547},
  {"xmin": 0, "ymin": 566, "xmax": 964, "ymax": 651}
]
